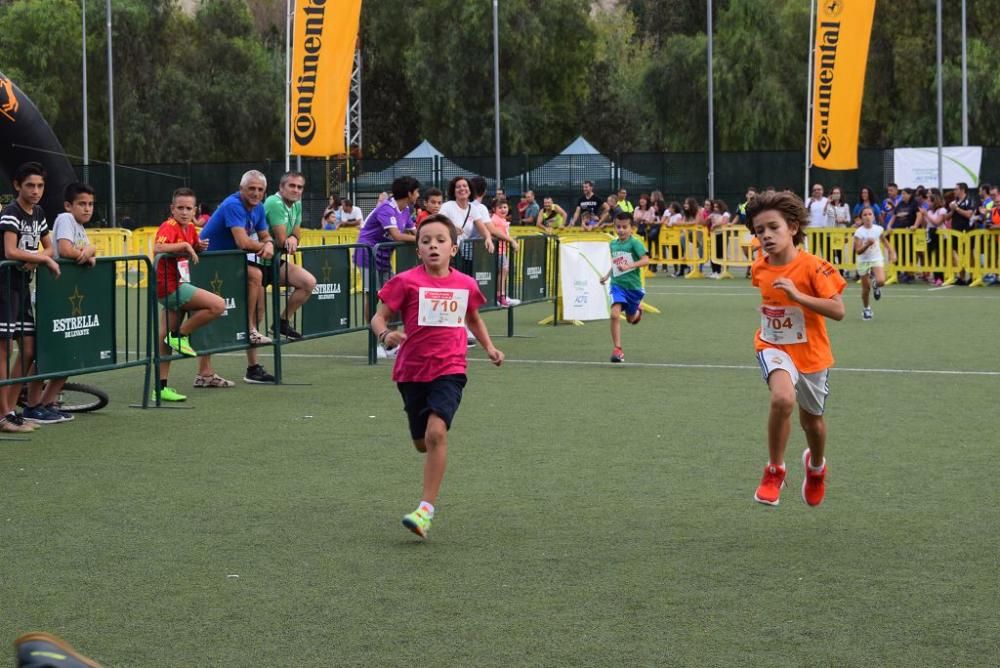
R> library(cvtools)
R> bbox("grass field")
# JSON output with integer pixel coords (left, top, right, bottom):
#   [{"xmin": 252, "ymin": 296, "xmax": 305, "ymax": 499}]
[{"xmin": 2, "ymin": 276, "xmax": 999, "ymax": 666}]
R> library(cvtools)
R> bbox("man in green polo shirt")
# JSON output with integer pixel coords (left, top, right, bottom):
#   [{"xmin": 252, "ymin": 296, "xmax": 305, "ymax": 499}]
[{"xmin": 263, "ymin": 171, "xmax": 316, "ymax": 339}]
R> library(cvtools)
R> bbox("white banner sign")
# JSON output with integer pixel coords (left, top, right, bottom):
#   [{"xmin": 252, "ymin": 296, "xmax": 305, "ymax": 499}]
[
  {"xmin": 559, "ymin": 241, "xmax": 612, "ymax": 321},
  {"xmin": 893, "ymin": 146, "xmax": 982, "ymax": 189}
]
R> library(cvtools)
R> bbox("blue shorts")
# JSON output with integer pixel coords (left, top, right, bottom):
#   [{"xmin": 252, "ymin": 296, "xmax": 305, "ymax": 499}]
[
  {"xmin": 610, "ymin": 285, "xmax": 644, "ymax": 317},
  {"xmin": 397, "ymin": 374, "xmax": 467, "ymax": 440}
]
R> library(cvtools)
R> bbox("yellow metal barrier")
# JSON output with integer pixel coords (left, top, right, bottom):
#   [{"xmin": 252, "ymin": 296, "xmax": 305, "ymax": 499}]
[
  {"xmin": 967, "ymin": 230, "xmax": 1000, "ymax": 287},
  {"xmin": 653, "ymin": 224, "xmax": 709, "ymax": 278}
]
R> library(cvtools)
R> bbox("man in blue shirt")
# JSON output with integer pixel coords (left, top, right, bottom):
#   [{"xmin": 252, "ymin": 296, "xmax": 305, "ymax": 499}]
[{"xmin": 200, "ymin": 170, "xmax": 277, "ymax": 383}]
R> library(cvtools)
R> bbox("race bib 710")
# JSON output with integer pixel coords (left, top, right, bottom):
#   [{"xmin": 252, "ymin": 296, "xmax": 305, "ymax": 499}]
[{"xmin": 418, "ymin": 287, "xmax": 470, "ymax": 327}]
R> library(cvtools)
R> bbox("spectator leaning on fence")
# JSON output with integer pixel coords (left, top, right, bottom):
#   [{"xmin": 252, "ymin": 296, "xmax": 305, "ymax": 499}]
[
  {"xmin": 536, "ymin": 197, "xmax": 567, "ymax": 234},
  {"xmin": 416, "ymin": 187, "xmax": 443, "ymax": 226},
  {"xmin": 355, "ymin": 175, "xmax": 420, "ymax": 358},
  {"xmin": 0, "ymin": 162, "xmax": 61, "ymax": 432},
  {"xmin": 31, "ymin": 181, "xmax": 101, "ymax": 421},
  {"xmin": 263, "ymin": 171, "xmax": 317, "ymax": 340},
  {"xmin": 154, "ymin": 187, "xmax": 231, "ymax": 401},
  {"xmin": 199, "ymin": 169, "xmax": 277, "ymax": 384},
  {"xmin": 881, "ymin": 183, "xmax": 901, "ymax": 229},
  {"xmin": 335, "ymin": 199, "xmax": 363, "ymax": 229}
]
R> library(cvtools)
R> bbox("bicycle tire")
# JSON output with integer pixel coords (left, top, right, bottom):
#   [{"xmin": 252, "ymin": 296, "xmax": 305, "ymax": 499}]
[{"xmin": 57, "ymin": 383, "xmax": 110, "ymax": 413}]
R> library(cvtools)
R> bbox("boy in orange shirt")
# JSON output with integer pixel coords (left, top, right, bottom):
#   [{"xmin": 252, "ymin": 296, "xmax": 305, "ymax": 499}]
[{"xmin": 746, "ymin": 192, "xmax": 845, "ymax": 507}]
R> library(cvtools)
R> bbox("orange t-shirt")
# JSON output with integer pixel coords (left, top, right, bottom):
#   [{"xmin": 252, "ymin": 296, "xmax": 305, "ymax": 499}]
[{"xmin": 751, "ymin": 251, "xmax": 846, "ymax": 373}]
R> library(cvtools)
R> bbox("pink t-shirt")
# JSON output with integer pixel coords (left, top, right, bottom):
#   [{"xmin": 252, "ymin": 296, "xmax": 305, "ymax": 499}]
[
  {"xmin": 377, "ymin": 265, "xmax": 487, "ymax": 383},
  {"xmin": 491, "ymin": 212, "xmax": 511, "ymax": 255}
]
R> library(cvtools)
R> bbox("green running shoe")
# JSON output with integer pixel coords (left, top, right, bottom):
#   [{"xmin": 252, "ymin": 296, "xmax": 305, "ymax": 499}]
[
  {"xmin": 402, "ymin": 507, "xmax": 432, "ymax": 538},
  {"xmin": 155, "ymin": 386, "xmax": 187, "ymax": 402},
  {"xmin": 164, "ymin": 333, "xmax": 197, "ymax": 357}
]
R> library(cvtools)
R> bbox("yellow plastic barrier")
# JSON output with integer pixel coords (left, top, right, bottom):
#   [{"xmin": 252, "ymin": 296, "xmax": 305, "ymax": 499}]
[
  {"xmin": 713, "ymin": 224, "xmax": 758, "ymax": 278},
  {"xmin": 652, "ymin": 224, "xmax": 709, "ymax": 278},
  {"xmin": 967, "ymin": 229, "xmax": 1000, "ymax": 287},
  {"xmin": 129, "ymin": 226, "xmax": 160, "ymax": 258},
  {"xmin": 88, "ymin": 229, "xmax": 141, "ymax": 287}
]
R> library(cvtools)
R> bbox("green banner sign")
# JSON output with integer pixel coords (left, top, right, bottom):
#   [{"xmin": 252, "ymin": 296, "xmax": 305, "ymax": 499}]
[
  {"xmin": 468, "ymin": 240, "xmax": 497, "ymax": 305},
  {"xmin": 300, "ymin": 248, "xmax": 352, "ymax": 335},
  {"xmin": 187, "ymin": 252, "xmax": 248, "ymax": 351},
  {"xmin": 36, "ymin": 262, "xmax": 117, "ymax": 374},
  {"xmin": 519, "ymin": 236, "xmax": 549, "ymax": 300}
]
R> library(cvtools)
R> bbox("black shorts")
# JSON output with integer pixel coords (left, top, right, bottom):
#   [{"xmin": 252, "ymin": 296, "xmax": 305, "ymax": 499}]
[
  {"xmin": 0, "ymin": 285, "xmax": 34, "ymax": 339},
  {"xmin": 396, "ymin": 374, "xmax": 467, "ymax": 440},
  {"xmin": 248, "ymin": 260, "xmax": 285, "ymax": 287}
]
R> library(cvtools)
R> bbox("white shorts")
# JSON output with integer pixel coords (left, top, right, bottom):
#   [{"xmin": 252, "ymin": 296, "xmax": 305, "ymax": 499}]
[{"xmin": 755, "ymin": 348, "xmax": 830, "ymax": 416}]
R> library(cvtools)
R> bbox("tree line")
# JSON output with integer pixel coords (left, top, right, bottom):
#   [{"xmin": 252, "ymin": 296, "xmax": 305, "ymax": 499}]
[{"xmin": 1, "ymin": 0, "xmax": 998, "ymax": 164}]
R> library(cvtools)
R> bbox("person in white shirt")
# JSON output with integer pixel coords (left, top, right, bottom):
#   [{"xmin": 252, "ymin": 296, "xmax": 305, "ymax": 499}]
[
  {"xmin": 852, "ymin": 206, "xmax": 889, "ymax": 320},
  {"xmin": 807, "ymin": 183, "xmax": 830, "ymax": 228},
  {"xmin": 335, "ymin": 199, "xmax": 363, "ymax": 229}
]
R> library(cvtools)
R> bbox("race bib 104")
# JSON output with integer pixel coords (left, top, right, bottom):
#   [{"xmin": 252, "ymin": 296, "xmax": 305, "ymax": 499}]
[
  {"xmin": 759, "ymin": 305, "xmax": 807, "ymax": 344},
  {"xmin": 418, "ymin": 287, "xmax": 470, "ymax": 327}
]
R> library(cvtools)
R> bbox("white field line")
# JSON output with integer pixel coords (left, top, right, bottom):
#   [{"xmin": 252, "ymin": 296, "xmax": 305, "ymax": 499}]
[{"xmin": 243, "ymin": 352, "xmax": 1000, "ymax": 377}]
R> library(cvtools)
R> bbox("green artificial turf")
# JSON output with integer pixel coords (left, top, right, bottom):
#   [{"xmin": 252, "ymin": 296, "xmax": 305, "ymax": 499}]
[{"xmin": 2, "ymin": 277, "xmax": 998, "ymax": 666}]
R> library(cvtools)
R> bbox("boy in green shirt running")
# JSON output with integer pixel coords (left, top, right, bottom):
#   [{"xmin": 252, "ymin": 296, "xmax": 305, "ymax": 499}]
[{"xmin": 600, "ymin": 212, "xmax": 650, "ymax": 363}]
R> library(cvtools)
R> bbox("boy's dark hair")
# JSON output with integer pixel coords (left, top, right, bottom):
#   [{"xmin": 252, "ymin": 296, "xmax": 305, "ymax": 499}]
[
  {"xmin": 416, "ymin": 213, "xmax": 458, "ymax": 244},
  {"xmin": 172, "ymin": 187, "xmax": 197, "ymax": 202},
  {"xmin": 469, "ymin": 175, "xmax": 488, "ymax": 198},
  {"xmin": 492, "ymin": 197, "xmax": 508, "ymax": 211},
  {"xmin": 744, "ymin": 191, "xmax": 808, "ymax": 245},
  {"xmin": 63, "ymin": 182, "xmax": 95, "ymax": 204},
  {"xmin": 956, "ymin": 182, "xmax": 968, "ymax": 194},
  {"xmin": 13, "ymin": 161, "xmax": 46, "ymax": 186},
  {"xmin": 614, "ymin": 211, "xmax": 633, "ymax": 223},
  {"xmin": 423, "ymin": 187, "xmax": 443, "ymax": 201},
  {"xmin": 887, "ymin": 182, "xmax": 899, "ymax": 189},
  {"xmin": 390, "ymin": 176, "xmax": 420, "ymax": 200},
  {"xmin": 341, "ymin": 198, "xmax": 353, "ymax": 207}
]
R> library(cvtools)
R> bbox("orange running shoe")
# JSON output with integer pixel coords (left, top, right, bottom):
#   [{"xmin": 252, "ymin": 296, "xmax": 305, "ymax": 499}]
[
  {"xmin": 801, "ymin": 449, "xmax": 827, "ymax": 507},
  {"xmin": 754, "ymin": 464, "xmax": 786, "ymax": 506}
]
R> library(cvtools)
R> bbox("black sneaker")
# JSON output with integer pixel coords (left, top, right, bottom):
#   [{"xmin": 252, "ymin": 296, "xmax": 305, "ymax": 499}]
[
  {"xmin": 243, "ymin": 364, "xmax": 276, "ymax": 384},
  {"xmin": 15, "ymin": 631, "xmax": 102, "ymax": 667},
  {"xmin": 277, "ymin": 319, "xmax": 303, "ymax": 340}
]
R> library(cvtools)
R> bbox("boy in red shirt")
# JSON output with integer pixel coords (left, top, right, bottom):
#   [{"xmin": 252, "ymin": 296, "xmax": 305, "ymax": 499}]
[
  {"xmin": 153, "ymin": 188, "xmax": 232, "ymax": 401},
  {"xmin": 746, "ymin": 192, "xmax": 845, "ymax": 507},
  {"xmin": 371, "ymin": 214, "xmax": 504, "ymax": 539}
]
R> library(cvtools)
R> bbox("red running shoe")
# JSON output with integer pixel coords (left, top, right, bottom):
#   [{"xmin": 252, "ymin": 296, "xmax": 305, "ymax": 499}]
[
  {"xmin": 754, "ymin": 464, "xmax": 786, "ymax": 506},
  {"xmin": 801, "ymin": 449, "xmax": 827, "ymax": 507}
]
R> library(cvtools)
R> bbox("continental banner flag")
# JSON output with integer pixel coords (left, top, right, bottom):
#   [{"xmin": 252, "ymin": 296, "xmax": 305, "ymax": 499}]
[
  {"xmin": 291, "ymin": 0, "xmax": 363, "ymax": 157},
  {"xmin": 810, "ymin": 0, "xmax": 876, "ymax": 170}
]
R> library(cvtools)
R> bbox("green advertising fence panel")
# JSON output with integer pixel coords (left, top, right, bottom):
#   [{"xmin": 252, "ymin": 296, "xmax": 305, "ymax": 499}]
[
  {"xmin": 465, "ymin": 240, "xmax": 497, "ymax": 307},
  {"xmin": 183, "ymin": 251, "xmax": 249, "ymax": 351},
  {"xmin": 299, "ymin": 246, "xmax": 353, "ymax": 335},
  {"xmin": 36, "ymin": 261, "xmax": 117, "ymax": 374},
  {"xmin": 517, "ymin": 235, "xmax": 549, "ymax": 303}
]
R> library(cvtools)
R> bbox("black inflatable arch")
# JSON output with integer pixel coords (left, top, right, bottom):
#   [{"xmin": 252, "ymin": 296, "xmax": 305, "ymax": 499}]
[{"xmin": 1, "ymin": 71, "xmax": 79, "ymax": 221}]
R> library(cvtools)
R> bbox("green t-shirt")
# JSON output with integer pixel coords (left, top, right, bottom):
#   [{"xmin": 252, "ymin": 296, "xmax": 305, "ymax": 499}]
[
  {"xmin": 609, "ymin": 235, "xmax": 647, "ymax": 291},
  {"xmin": 263, "ymin": 193, "xmax": 302, "ymax": 265}
]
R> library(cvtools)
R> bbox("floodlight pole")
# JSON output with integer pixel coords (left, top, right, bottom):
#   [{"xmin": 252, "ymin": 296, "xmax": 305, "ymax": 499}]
[
  {"xmin": 285, "ymin": 0, "xmax": 293, "ymax": 171},
  {"xmin": 706, "ymin": 0, "xmax": 714, "ymax": 200},
  {"xmin": 936, "ymin": 0, "xmax": 943, "ymax": 191},
  {"xmin": 961, "ymin": 0, "xmax": 968, "ymax": 146},
  {"xmin": 492, "ymin": 0, "xmax": 501, "ymax": 191},
  {"xmin": 82, "ymin": 0, "xmax": 89, "ymax": 180},
  {"xmin": 804, "ymin": 0, "xmax": 816, "ymax": 198},
  {"xmin": 105, "ymin": 0, "xmax": 116, "ymax": 226}
]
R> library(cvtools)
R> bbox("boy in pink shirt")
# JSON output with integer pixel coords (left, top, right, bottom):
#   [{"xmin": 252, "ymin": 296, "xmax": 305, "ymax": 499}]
[{"xmin": 371, "ymin": 214, "xmax": 505, "ymax": 539}]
